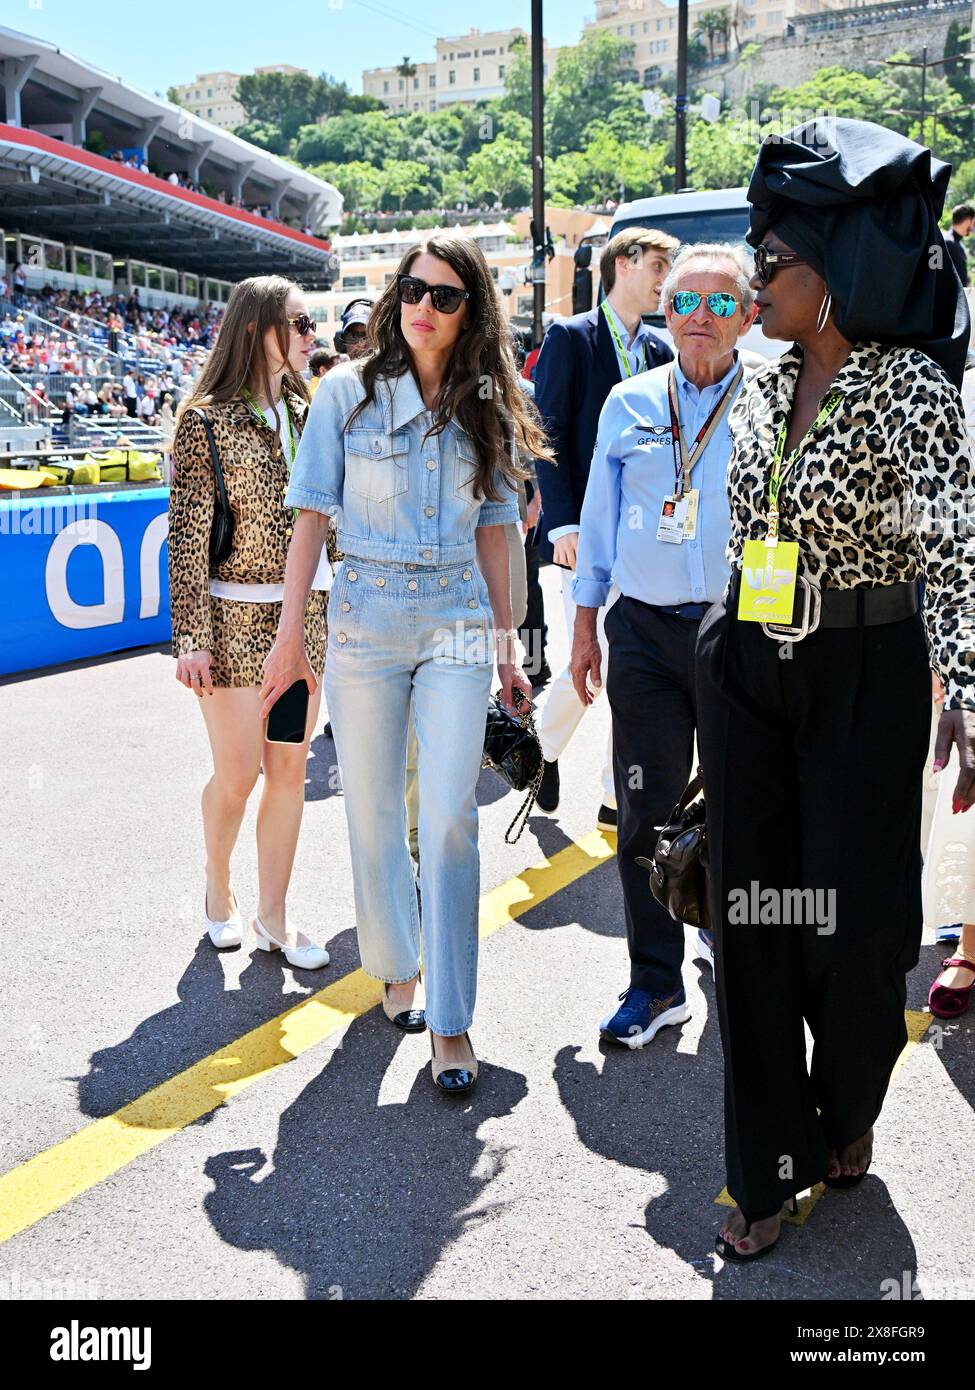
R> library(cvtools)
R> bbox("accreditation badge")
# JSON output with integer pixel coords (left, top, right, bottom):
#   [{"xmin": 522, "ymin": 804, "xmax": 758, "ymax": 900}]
[
  {"xmin": 656, "ymin": 494, "xmax": 687, "ymax": 544},
  {"xmin": 682, "ymin": 488, "xmax": 699, "ymax": 541},
  {"xmin": 738, "ymin": 539, "xmax": 800, "ymax": 624}
]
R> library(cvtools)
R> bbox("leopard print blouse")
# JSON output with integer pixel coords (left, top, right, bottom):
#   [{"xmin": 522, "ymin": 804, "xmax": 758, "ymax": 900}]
[
  {"xmin": 727, "ymin": 340, "xmax": 975, "ymax": 710},
  {"xmin": 168, "ymin": 387, "xmax": 339, "ymax": 658}
]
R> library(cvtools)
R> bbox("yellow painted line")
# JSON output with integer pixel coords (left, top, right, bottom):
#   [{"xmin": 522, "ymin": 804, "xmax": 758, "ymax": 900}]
[
  {"xmin": 715, "ymin": 1008, "xmax": 935, "ymax": 1219},
  {"xmin": 0, "ymin": 829, "xmax": 617, "ymax": 1248}
]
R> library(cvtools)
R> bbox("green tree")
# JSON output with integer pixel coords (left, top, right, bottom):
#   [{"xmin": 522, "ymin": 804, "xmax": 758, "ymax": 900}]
[
  {"xmin": 546, "ymin": 32, "xmax": 637, "ymax": 157},
  {"xmin": 500, "ymin": 40, "xmax": 533, "ymax": 118},
  {"xmin": 314, "ymin": 159, "xmax": 384, "ymax": 215},
  {"xmin": 381, "ymin": 158, "xmax": 429, "ymax": 212},
  {"xmin": 687, "ymin": 115, "xmax": 756, "ymax": 189},
  {"xmin": 234, "ymin": 120, "xmax": 291, "ymax": 156},
  {"xmin": 466, "ymin": 134, "xmax": 532, "ymax": 206}
]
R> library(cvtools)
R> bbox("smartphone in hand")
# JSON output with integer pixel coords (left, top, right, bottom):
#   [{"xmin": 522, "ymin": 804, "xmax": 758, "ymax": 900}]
[{"xmin": 265, "ymin": 680, "xmax": 310, "ymax": 745}]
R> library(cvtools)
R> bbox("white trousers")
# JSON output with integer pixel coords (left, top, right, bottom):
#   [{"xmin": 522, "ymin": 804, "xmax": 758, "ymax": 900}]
[{"xmin": 536, "ymin": 568, "xmax": 617, "ymax": 807}]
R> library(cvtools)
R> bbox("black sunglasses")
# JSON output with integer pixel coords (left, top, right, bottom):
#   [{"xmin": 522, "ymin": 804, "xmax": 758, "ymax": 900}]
[
  {"xmin": 286, "ymin": 313, "xmax": 317, "ymax": 336},
  {"xmin": 397, "ymin": 274, "xmax": 470, "ymax": 315},
  {"xmin": 753, "ymin": 243, "xmax": 807, "ymax": 289}
]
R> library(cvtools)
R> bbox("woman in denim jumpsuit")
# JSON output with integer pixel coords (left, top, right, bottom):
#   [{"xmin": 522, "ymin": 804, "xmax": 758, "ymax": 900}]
[{"xmin": 261, "ymin": 236, "xmax": 551, "ymax": 1092}]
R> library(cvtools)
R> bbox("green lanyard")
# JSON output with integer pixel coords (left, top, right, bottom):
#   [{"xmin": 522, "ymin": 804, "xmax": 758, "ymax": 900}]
[
  {"xmin": 241, "ymin": 389, "xmax": 296, "ymax": 466},
  {"xmin": 242, "ymin": 389, "xmax": 298, "ymax": 521},
  {"xmin": 766, "ymin": 390, "xmax": 843, "ymax": 545},
  {"xmin": 601, "ymin": 301, "xmax": 650, "ymax": 379}
]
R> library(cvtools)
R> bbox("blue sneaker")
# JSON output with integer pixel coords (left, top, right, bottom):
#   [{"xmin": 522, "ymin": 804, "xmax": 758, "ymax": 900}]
[{"xmin": 599, "ymin": 985, "xmax": 691, "ymax": 1049}]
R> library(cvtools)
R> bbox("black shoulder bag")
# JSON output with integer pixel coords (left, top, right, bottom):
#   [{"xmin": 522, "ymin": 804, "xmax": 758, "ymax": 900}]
[
  {"xmin": 190, "ymin": 407, "xmax": 234, "ymax": 566},
  {"xmin": 636, "ymin": 769, "xmax": 711, "ymax": 931},
  {"xmin": 482, "ymin": 687, "xmax": 544, "ymax": 844}
]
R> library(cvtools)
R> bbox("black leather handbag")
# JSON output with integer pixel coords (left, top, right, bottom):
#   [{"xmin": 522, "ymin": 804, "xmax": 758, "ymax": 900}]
[
  {"xmin": 191, "ymin": 407, "xmax": 234, "ymax": 566},
  {"xmin": 482, "ymin": 687, "xmax": 544, "ymax": 844},
  {"xmin": 636, "ymin": 770, "xmax": 711, "ymax": 931}
]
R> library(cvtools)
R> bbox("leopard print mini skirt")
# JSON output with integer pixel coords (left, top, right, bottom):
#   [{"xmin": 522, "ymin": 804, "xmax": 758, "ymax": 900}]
[{"xmin": 207, "ymin": 591, "xmax": 328, "ymax": 689}]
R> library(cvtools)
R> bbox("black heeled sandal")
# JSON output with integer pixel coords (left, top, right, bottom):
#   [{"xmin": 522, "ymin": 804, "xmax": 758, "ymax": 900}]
[
  {"xmin": 824, "ymin": 1163, "xmax": 870, "ymax": 1190},
  {"xmin": 715, "ymin": 1196, "xmax": 798, "ymax": 1264}
]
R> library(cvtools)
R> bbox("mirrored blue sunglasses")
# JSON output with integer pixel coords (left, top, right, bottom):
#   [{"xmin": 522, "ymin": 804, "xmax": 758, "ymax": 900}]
[{"xmin": 671, "ymin": 290, "xmax": 739, "ymax": 318}]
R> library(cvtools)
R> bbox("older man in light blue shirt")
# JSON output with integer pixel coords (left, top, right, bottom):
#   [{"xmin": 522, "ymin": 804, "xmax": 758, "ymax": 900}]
[{"xmin": 571, "ymin": 243, "xmax": 757, "ymax": 1049}]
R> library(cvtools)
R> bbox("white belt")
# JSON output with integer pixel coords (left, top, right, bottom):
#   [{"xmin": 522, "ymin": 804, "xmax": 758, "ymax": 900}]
[{"xmin": 209, "ymin": 552, "xmax": 333, "ymax": 603}]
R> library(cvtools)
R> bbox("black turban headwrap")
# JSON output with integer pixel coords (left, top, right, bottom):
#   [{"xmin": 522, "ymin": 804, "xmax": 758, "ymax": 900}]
[{"xmin": 746, "ymin": 117, "xmax": 969, "ymax": 389}]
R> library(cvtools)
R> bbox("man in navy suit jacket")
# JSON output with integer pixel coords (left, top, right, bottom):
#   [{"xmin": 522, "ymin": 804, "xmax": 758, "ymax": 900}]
[{"xmin": 532, "ymin": 228, "xmax": 676, "ymax": 825}]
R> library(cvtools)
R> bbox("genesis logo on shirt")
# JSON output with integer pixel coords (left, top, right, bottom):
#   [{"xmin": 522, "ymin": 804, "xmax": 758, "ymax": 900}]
[{"xmin": 636, "ymin": 424, "xmax": 675, "ymax": 446}]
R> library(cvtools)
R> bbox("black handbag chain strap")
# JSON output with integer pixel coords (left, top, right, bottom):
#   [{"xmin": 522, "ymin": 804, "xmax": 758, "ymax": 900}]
[
  {"xmin": 497, "ymin": 686, "xmax": 545, "ymax": 845},
  {"xmin": 191, "ymin": 407, "xmax": 230, "ymax": 522}
]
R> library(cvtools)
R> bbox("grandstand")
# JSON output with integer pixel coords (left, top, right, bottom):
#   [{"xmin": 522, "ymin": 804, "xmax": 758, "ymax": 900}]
[{"xmin": 0, "ymin": 22, "xmax": 343, "ymax": 476}]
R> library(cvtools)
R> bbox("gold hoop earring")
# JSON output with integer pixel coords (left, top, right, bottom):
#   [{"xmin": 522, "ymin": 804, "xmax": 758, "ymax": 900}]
[{"xmin": 816, "ymin": 290, "xmax": 832, "ymax": 334}]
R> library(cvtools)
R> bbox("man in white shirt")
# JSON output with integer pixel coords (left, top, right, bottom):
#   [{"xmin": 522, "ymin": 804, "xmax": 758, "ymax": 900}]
[{"xmin": 122, "ymin": 370, "xmax": 138, "ymax": 417}]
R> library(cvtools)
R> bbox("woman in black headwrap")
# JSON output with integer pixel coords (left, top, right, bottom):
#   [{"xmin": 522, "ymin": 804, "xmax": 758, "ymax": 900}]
[{"xmin": 695, "ymin": 118, "xmax": 975, "ymax": 1261}]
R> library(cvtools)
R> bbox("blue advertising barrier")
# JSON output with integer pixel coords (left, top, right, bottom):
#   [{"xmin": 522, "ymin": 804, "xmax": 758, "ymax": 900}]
[{"xmin": 0, "ymin": 487, "xmax": 171, "ymax": 676}]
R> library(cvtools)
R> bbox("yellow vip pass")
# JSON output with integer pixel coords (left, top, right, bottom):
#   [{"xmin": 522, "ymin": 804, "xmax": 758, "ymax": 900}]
[{"xmin": 738, "ymin": 539, "xmax": 800, "ymax": 623}]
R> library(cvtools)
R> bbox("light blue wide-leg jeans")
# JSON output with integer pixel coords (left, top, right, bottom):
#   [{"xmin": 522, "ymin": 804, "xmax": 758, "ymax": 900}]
[{"xmin": 325, "ymin": 556, "xmax": 493, "ymax": 1036}]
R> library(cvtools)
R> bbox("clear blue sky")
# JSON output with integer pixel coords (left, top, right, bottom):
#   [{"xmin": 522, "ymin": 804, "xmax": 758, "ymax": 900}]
[{"xmin": 9, "ymin": 0, "xmax": 624, "ymax": 98}]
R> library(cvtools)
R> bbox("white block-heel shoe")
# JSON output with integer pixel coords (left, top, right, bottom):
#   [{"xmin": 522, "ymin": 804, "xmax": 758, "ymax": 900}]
[
  {"xmin": 205, "ymin": 888, "xmax": 243, "ymax": 949},
  {"xmin": 253, "ymin": 915, "xmax": 330, "ymax": 970}
]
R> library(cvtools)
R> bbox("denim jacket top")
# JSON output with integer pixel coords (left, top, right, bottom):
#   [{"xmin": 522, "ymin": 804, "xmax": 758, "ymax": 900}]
[{"xmin": 284, "ymin": 361, "xmax": 521, "ymax": 565}]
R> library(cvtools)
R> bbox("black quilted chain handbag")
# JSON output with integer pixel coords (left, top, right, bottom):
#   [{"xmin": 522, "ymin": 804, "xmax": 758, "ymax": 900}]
[
  {"xmin": 635, "ymin": 769, "xmax": 711, "ymax": 931},
  {"xmin": 482, "ymin": 687, "xmax": 544, "ymax": 844}
]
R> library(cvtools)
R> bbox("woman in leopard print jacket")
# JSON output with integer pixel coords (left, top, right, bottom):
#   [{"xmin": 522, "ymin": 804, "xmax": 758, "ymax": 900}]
[
  {"xmin": 696, "ymin": 120, "xmax": 975, "ymax": 1264},
  {"xmin": 168, "ymin": 274, "xmax": 331, "ymax": 968}
]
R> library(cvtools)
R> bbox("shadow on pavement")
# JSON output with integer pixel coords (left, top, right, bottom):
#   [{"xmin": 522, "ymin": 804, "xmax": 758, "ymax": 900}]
[
  {"xmin": 203, "ymin": 1014, "xmax": 529, "ymax": 1299},
  {"xmin": 76, "ymin": 927, "xmax": 360, "ymax": 1119},
  {"xmin": 304, "ymin": 730, "xmax": 343, "ymax": 803},
  {"xmin": 553, "ymin": 965, "xmax": 920, "ymax": 1300}
]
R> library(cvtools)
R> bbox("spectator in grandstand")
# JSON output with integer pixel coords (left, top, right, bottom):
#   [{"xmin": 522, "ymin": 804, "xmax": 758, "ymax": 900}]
[
  {"xmin": 94, "ymin": 382, "xmax": 126, "ymax": 419},
  {"xmin": 13, "ymin": 263, "xmax": 27, "ymax": 298},
  {"xmin": 138, "ymin": 390, "xmax": 159, "ymax": 426},
  {"xmin": 122, "ymin": 369, "xmax": 138, "ymax": 417},
  {"xmin": 159, "ymin": 392, "xmax": 177, "ymax": 438}
]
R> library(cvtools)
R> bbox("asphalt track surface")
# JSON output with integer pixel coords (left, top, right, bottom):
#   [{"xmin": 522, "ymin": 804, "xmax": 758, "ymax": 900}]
[{"xmin": 1, "ymin": 565, "xmax": 973, "ymax": 1302}]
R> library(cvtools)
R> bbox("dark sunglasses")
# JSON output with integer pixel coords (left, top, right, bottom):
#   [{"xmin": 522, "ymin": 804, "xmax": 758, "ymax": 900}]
[
  {"xmin": 397, "ymin": 274, "xmax": 470, "ymax": 315},
  {"xmin": 671, "ymin": 290, "xmax": 740, "ymax": 318},
  {"xmin": 286, "ymin": 313, "xmax": 317, "ymax": 336},
  {"xmin": 753, "ymin": 243, "xmax": 807, "ymax": 288}
]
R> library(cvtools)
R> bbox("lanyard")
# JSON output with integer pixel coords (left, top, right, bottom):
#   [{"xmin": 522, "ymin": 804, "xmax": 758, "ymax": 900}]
[
  {"xmin": 601, "ymin": 301, "xmax": 650, "ymax": 379},
  {"xmin": 667, "ymin": 362, "xmax": 743, "ymax": 495},
  {"xmin": 242, "ymin": 390, "xmax": 298, "ymax": 522},
  {"xmin": 765, "ymin": 390, "xmax": 843, "ymax": 545},
  {"xmin": 241, "ymin": 389, "xmax": 296, "ymax": 466}
]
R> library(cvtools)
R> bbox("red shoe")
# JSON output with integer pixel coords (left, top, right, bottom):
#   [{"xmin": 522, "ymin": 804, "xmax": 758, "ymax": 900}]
[{"xmin": 928, "ymin": 956, "xmax": 975, "ymax": 1019}]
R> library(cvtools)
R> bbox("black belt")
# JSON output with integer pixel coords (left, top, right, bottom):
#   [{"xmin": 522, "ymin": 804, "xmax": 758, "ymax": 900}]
[
  {"xmin": 654, "ymin": 601, "xmax": 711, "ymax": 621},
  {"xmin": 728, "ymin": 568, "xmax": 918, "ymax": 636}
]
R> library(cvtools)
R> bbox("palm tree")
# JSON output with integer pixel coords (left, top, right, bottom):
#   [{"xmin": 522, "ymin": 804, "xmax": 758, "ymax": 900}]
[
  {"xmin": 694, "ymin": 11, "xmax": 723, "ymax": 63},
  {"xmin": 715, "ymin": 6, "xmax": 732, "ymax": 57},
  {"xmin": 397, "ymin": 57, "xmax": 417, "ymax": 80}
]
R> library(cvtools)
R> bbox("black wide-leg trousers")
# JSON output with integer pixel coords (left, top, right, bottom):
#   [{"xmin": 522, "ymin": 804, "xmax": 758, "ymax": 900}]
[
  {"xmin": 605, "ymin": 595, "xmax": 700, "ymax": 995},
  {"xmin": 695, "ymin": 588, "xmax": 930, "ymax": 1219}
]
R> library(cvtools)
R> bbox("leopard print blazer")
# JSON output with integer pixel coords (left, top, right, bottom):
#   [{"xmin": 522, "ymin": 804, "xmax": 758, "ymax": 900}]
[
  {"xmin": 168, "ymin": 386, "xmax": 337, "ymax": 658},
  {"xmin": 727, "ymin": 340, "xmax": 975, "ymax": 709}
]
